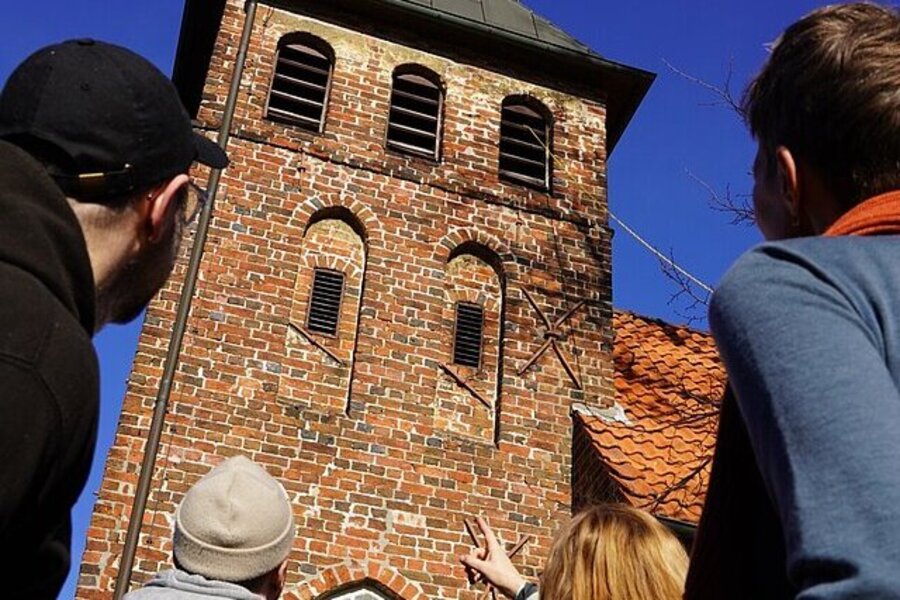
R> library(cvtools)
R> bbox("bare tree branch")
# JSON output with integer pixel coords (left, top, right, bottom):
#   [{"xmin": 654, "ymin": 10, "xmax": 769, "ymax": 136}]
[
  {"xmin": 649, "ymin": 454, "xmax": 714, "ymax": 511},
  {"xmin": 662, "ymin": 57, "xmax": 744, "ymax": 118},
  {"xmin": 685, "ymin": 169, "xmax": 755, "ymax": 226},
  {"xmin": 615, "ymin": 346, "xmax": 723, "ymax": 512},
  {"xmin": 658, "ymin": 248, "xmax": 711, "ymax": 326}
]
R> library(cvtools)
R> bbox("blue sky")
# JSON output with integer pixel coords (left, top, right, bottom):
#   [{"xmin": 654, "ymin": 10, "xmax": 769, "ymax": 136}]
[{"xmin": 1, "ymin": 1, "xmax": 833, "ymax": 597}]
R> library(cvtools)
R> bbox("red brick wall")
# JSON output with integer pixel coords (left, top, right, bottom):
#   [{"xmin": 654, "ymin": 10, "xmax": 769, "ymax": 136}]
[{"xmin": 76, "ymin": 2, "xmax": 615, "ymax": 597}]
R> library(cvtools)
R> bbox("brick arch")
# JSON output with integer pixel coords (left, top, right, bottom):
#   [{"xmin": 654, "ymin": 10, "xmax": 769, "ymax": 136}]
[
  {"xmin": 276, "ymin": 31, "xmax": 335, "ymax": 62},
  {"xmin": 294, "ymin": 196, "xmax": 383, "ymax": 246},
  {"xmin": 392, "ymin": 62, "xmax": 445, "ymax": 94},
  {"xmin": 285, "ymin": 200, "xmax": 373, "ymax": 415},
  {"xmin": 502, "ymin": 92, "xmax": 556, "ymax": 123},
  {"xmin": 436, "ymin": 227, "xmax": 515, "ymax": 275},
  {"xmin": 284, "ymin": 563, "xmax": 427, "ymax": 600},
  {"xmin": 304, "ymin": 253, "xmax": 364, "ymax": 281},
  {"xmin": 445, "ymin": 285, "xmax": 500, "ymax": 308},
  {"xmin": 435, "ymin": 228, "xmax": 510, "ymax": 445}
]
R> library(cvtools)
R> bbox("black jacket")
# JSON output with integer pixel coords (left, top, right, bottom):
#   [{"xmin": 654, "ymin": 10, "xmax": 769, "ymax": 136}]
[
  {"xmin": 0, "ymin": 141, "xmax": 99, "ymax": 598},
  {"xmin": 684, "ymin": 387, "xmax": 792, "ymax": 599}
]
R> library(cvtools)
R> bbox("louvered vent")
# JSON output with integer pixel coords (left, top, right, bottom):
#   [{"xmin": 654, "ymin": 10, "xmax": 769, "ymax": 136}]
[
  {"xmin": 307, "ymin": 269, "xmax": 344, "ymax": 335},
  {"xmin": 387, "ymin": 72, "xmax": 442, "ymax": 159},
  {"xmin": 453, "ymin": 302, "xmax": 484, "ymax": 368},
  {"xmin": 499, "ymin": 102, "xmax": 550, "ymax": 190},
  {"xmin": 267, "ymin": 41, "xmax": 332, "ymax": 132}
]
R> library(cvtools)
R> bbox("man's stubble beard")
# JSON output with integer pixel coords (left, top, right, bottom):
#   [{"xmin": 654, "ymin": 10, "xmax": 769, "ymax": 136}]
[{"xmin": 95, "ymin": 219, "xmax": 183, "ymax": 330}]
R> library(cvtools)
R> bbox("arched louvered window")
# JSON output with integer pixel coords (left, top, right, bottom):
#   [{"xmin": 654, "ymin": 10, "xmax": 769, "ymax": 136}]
[
  {"xmin": 266, "ymin": 35, "xmax": 333, "ymax": 132},
  {"xmin": 453, "ymin": 302, "xmax": 484, "ymax": 368},
  {"xmin": 499, "ymin": 98, "xmax": 551, "ymax": 190},
  {"xmin": 386, "ymin": 67, "xmax": 443, "ymax": 159},
  {"xmin": 307, "ymin": 268, "xmax": 345, "ymax": 335}
]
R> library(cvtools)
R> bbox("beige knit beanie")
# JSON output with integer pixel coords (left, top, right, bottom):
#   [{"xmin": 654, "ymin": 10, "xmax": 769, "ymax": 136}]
[{"xmin": 173, "ymin": 455, "xmax": 295, "ymax": 582}]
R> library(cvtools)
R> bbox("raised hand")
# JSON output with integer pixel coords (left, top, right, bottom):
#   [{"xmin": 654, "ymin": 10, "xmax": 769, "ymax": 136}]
[{"xmin": 459, "ymin": 517, "xmax": 527, "ymax": 599}]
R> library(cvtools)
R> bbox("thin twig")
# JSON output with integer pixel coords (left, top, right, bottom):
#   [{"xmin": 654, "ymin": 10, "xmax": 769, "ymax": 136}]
[
  {"xmin": 659, "ymin": 247, "xmax": 712, "ymax": 325},
  {"xmin": 662, "ymin": 57, "xmax": 743, "ymax": 117},
  {"xmin": 685, "ymin": 169, "xmax": 754, "ymax": 226}
]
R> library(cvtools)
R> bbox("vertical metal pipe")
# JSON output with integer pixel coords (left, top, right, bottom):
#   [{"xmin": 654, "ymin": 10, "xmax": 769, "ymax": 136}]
[{"xmin": 113, "ymin": 1, "xmax": 258, "ymax": 597}]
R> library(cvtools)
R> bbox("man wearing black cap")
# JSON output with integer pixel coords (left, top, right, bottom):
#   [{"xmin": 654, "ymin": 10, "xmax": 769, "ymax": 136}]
[{"xmin": 0, "ymin": 39, "xmax": 228, "ymax": 597}]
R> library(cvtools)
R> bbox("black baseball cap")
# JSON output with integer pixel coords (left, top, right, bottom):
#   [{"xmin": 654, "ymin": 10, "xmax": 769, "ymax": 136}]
[{"xmin": 0, "ymin": 38, "xmax": 228, "ymax": 200}]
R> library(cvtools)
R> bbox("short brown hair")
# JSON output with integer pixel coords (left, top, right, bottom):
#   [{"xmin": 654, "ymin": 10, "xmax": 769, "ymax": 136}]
[
  {"xmin": 539, "ymin": 504, "xmax": 688, "ymax": 600},
  {"xmin": 743, "ymin": 3, "xmax": 900, "ymax": 208}
]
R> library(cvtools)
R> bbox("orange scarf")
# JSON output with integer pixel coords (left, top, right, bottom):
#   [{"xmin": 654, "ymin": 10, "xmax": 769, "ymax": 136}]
[{"xmin": 824, "ymin": 190, "xmax": 900, "ymax": 236}]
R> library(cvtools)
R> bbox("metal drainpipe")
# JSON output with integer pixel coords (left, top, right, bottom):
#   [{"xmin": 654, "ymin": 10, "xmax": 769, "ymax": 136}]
[{"xmin": 112, "ymin": 1, "xmax": 258, "ymax": 597}]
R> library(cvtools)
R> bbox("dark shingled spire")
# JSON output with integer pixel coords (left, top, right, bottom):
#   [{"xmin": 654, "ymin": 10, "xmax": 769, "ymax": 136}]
[{"xmin": 412, "ymin": 0, "xmax": 600, "ymax": 58}]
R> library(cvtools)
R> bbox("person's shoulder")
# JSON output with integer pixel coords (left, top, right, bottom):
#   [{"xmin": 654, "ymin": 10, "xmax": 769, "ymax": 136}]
[
  {"xmin": 124, "ymin": 569, "xmax": 261, "ymax": 600},
  {"xmin": 712, "ymin": 241, "xmax": 805, "ymax": 307},
  {"xmin": 0, "ymin": 263, "xmax": 97, "ymax": 434},
  {"xmin": 716, "ymin": 236, "xmax": 900, "ymax": 303},
  {"xmin": 711, "ymin": 238, "xmax": 838, "ymax": 324},
  {"xmin": 0, "ymin": 263, "xmax": 94, "ymax": 360}
]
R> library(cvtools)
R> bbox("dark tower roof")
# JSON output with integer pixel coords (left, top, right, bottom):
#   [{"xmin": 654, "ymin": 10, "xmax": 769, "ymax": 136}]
[
  {"xmin": 402, "ymin": 0, "xmax": 600, "ymax": 58},
  {"xmin": 173, "ymin": 0, "xmax": 653, "ymax": 153}
]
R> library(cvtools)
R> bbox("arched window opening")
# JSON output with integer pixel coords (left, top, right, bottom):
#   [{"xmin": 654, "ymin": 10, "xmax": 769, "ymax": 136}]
[
  {"xmin": 387, "ymin": 67, "xmax": 443, "ymax": 159},
  {"xmin": 267, "ymin": 35, "xmax": 334, "ymax": 132},
  {"xmin": 434, "ymin": 248, "xmax": 504, "ymax": 441},
  {"xmin": 499, "ymin": 97, "xmax": 551, "ymax": 190}
]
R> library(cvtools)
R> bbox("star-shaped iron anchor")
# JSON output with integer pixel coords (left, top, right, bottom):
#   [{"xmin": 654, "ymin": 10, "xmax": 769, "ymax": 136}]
[{"xmin": 517, "ymin": 288, "xmax": 584, "ymax": 389}]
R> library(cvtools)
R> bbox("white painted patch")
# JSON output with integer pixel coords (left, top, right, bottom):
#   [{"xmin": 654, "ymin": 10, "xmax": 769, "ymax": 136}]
[{"xmin": 571, "ymin": 401, "xmax": 631, "ymax": 425}]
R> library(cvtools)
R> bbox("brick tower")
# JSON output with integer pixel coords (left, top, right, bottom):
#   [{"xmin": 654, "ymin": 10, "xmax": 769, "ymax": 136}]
[{"xmin": 76, "ymin": 1, "xmax": 652, "ymax": 597}]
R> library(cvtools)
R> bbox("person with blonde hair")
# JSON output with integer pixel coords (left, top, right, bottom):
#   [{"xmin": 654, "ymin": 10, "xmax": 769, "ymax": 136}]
[{"xmin": 460, "ymin": 504, "xmax": 688, "ymax": 600}]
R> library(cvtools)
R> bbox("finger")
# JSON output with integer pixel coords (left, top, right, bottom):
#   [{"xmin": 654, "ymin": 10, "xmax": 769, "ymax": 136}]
[
  {"xmin": 460, "ymin": 554, "xmax": 488, "ymax": 572},
  {"xmin": 459, "ymin": 556, "xmax": 482, "ymax": 584},
  {"xmin": 464, "ymin": 564, "xmax": 477, "ymax": 585},
  {"xmin": 476, "ymin": 516, "xmax": 501, "ymax": 551},
  {"xmin": 461, "ymin": 547, "xmax": 486, "ymax": 562},
  {"xmin": 461, "ymin": 558, "xmax": 494, "ymax": 586}
]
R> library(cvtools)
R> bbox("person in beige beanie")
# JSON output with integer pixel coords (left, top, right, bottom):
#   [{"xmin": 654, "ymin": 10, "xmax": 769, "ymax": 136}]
[{"xmin": 125, "ymin": 455, "xmax": 295, "ymax": 600}]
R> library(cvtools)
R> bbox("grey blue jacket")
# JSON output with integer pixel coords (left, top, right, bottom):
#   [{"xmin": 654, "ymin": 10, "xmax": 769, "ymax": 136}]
[
  {"xmin": 124, "ymin": 569, "xmax": 264, "ymax": 600},
  {"xmin": 689, "ymin": 235, "xmax": 900, "ymax": 598}
]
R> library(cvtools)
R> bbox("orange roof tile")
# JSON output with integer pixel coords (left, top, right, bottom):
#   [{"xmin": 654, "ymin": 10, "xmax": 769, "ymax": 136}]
[{"xmin": 576, "ymin": 310, "xmax": 725, "ymax": 524}]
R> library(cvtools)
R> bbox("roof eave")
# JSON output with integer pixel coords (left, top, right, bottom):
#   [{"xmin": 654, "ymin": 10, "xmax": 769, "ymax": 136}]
[
  {"xmin": 175, "ymin": 0, "xmax": 655, "ymax": 154},
  {"xmin": 312, "ymin": 0, "xmax": 655, "ymax": 153},
  {"xmin": 172, "ymin": 0, "xmax": 227, "ymax": 118},
  {"xmin": 385, "ymin": 0, "xmax": 655, "ymax": 151}
]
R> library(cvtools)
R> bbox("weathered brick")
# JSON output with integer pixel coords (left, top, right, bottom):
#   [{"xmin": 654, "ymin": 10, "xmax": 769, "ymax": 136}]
[{"xmin": 76, "ymin": 2, "xmax": 617, "ymax": 598}]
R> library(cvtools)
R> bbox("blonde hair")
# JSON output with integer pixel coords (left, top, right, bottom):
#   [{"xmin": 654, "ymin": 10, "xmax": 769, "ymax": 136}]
[{"xmin": 540, "ymin": 504, "xmax": 688, "ymax": 600}]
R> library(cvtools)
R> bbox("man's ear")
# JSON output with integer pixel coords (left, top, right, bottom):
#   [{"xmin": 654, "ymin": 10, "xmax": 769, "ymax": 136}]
[
  {"xmin": 146, "ymin": 174, "xmax": 189, "ymax": 243},
  {"xmin": 277, "ymin": 560, "xmax": 288, "ymax": 588},
  {"xmin": 268, "ymin": 560, "xmax": 288, "ymax": 600},
  {"xmin": 775, "ymin": 145, "xmax": 800, "ymax": 223}
]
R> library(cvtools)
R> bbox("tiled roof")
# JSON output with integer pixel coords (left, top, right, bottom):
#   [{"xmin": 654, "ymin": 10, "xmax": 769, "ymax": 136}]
[
  {"xmin": 398, "ymin": 0, "xmax": 600, "ymax": 58},
  {"xmin": 576, "ymin": 311, "xmax": 726, "ymax": 523}
]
